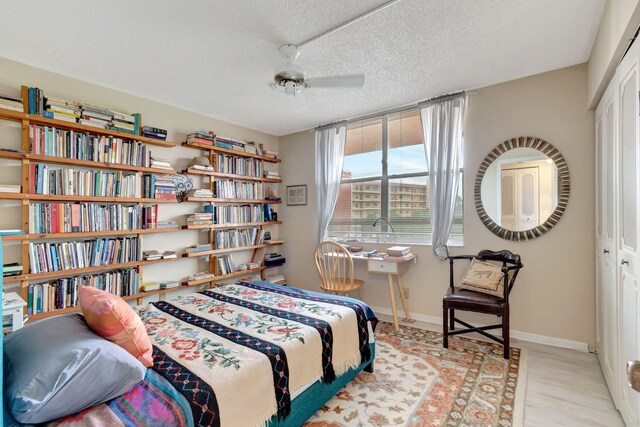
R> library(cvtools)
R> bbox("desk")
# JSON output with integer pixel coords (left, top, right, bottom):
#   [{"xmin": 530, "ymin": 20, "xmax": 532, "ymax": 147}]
[{"xmin": 351, "ymin": 252, "xmax": 417, "ymax": 331}]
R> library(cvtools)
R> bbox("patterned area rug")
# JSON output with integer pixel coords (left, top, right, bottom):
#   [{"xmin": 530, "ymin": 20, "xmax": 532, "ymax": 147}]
[{"xmin": 306, "ymin": 321, "xmax": 526, "ymax": 427}]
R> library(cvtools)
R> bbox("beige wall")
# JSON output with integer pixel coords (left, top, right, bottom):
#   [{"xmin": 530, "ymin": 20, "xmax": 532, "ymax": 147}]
[
  {"xmin": 588, "ymin": 0, "xmax": 640, "ymax": 107},
  {"xmin": 0, "ymin": 57, "xmax": 279, "ymax": 300},
  {"xmin": 280, "ymin": 64, "xmax": 596, "ymax": 347}
]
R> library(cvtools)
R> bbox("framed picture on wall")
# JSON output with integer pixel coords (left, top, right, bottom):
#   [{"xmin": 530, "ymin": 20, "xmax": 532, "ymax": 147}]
[{"xmin": 286, "ymin": 185, "xmax": 307, "ymax": 206}]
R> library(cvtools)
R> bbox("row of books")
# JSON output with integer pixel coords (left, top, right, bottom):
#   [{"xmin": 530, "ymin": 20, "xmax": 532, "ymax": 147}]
[
  {"xmin": 27, "ymin": 87, "xmax": 142, "ymax": 134},
  {"xmin": 142, "ymin": 126, "xmax": 168, "ymax": 141},
  {"xmin": 142, "ymin": 174, "xmax": 177, "ymax": 199},
  {"xmin": 29, "ymin": 164, "xmax": 141, "ymax": 198},
  {"xmin": 215, "ymin": 154, "xmax": 263, "ymax": 177},
  {"xmin": 0, "ymin": 93, "xmax": 23, "ymax": 112},
  {"xmin": 29, "ymin": 125, "xmax": 152, "ymax": 167},
  {"xmin": 28, "ymin": 237, "xmax": 140, "ymax": 274},
  {"xmin": 27, "ymin": 270, "xmax": 140, "ymax": 315},
  {"xmin": 214, "ymin": 136, "xmax": 272, "ymax": 158},
  {"xmin": 213, "ymin": 180, "xmax": 263, "ymax": 200},
  {"xmin": 213, "ymin": 228, "xmax": 265, "ymax": 250},
  {"xmin": 28, "ymin": 202, "xmax": 160, "ymax": 234},
  {"xmin": 186, "ymin": 212, "xmax": 213, "ymax": 227},
  {"xmin": 217, "ymin": 254, "xmax": 237, "ymax": 275},
  {"xmin": 212, "ymin": 204, "xmax": 264, "ymax": 224}
]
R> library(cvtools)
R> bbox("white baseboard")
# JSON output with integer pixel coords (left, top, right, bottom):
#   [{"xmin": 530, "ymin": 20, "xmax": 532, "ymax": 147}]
[{"xmin": 369, "ymin": 305, "xmax": 590, "ymax": 353}]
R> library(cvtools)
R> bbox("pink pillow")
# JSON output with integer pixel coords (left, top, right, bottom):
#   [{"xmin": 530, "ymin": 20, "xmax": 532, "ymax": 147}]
[{"xmin": 79, "ymin": 286, "xmax": 153, "ymax": 367}]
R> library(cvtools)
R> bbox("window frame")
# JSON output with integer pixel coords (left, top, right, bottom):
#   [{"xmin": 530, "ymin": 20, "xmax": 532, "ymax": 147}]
[{"xmin": 328, "ymin": 109, "xmax": 464, "ymax": 245}]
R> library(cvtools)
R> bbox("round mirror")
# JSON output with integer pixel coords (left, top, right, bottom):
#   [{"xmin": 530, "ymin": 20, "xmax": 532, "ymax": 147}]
[{"xmin": 475, "ymin": 136, "xmax": 570, "ymax": 241}]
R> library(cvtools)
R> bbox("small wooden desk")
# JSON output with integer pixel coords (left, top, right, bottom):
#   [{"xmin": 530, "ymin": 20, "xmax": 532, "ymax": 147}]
[{"xmin": 351, "ymin": 252, "xmax": 417, "ymax": 331}]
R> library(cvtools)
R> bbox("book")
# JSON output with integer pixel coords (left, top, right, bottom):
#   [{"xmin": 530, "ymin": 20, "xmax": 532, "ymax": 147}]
[
  {"xmin": 143, "ymin": 250, "xmax": 162, "ymax": 261},
  {"xmin": 186, "ymin": 244, "xmax": 212, "ymax": 253},
  {"xmin": 161, "ymin": 251, "xmax": 177, "ymax": 259},
  {"xmin": 159, "ymin": 280, "xmax": 179, "ymax": 289},
  {"xmin": 141, "ymin": 282, "xmax": 161, "ymax": 292},
  {"xmin": 142, "ymin": 126, "xmax": 167, "ymax": 136},
  {"xmin": 0, "ymin": 184, "xmax": 20, "ymax": 193}
]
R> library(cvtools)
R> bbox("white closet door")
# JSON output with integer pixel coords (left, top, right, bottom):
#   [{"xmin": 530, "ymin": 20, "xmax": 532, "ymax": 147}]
[
  {"xmin": 501, "ymin": 171, "xmax": 516, "ymax": 230},
  {"xmin": 501, "ymin": 167, "xmax": 539, "ymax": 231},
  {"xmin": 617, "ymin": 52, "xmax": 640, "ymax": 426}
]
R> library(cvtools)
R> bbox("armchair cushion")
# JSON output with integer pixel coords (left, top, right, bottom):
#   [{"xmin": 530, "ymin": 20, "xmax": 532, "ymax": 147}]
[{"xmin": 458, "ymin": 258, "xmax": 504, "ymax": 297}]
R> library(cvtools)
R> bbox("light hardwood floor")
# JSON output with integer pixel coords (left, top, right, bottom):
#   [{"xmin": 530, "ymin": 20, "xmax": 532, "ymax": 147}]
[{"xmin": 376, "ymin": 314, "xmax": 625, "ymax": 426}]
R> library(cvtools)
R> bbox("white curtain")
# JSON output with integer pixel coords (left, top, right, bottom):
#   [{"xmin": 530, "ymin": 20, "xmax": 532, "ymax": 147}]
[
  {"xmin": 315, "ymin": 121, "xmax": 347, "ymax": 243},
  {"xmin": 420, "ymin": 94, "xmax": 466, "ymax": 260}
]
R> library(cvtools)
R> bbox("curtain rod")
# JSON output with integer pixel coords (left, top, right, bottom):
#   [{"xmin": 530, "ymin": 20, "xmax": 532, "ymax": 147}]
[
  {"xmin": 419, "ymin": 90, "xmax": 465, "ymax": 105},
  {"xmin": 315, "ymin": 120, "xmax": 348, "ymax": 131}
]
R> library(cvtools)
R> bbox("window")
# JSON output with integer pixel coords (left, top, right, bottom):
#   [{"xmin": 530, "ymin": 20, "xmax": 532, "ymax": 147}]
[{"xmin": 328, "ymin": 108, "xmax": 463, "ymax": 244}]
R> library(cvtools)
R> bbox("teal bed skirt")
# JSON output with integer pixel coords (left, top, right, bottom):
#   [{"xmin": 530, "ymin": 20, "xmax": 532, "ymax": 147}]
[{"xmin": 267, "ymin": 343, "xmax": 375, "ymax": 427}]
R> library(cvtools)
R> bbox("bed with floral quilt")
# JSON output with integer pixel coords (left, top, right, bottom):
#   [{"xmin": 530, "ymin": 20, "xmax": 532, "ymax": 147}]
[{"xmin": 48, "ymin": 280, "xmax": 378, "ymax": 427}]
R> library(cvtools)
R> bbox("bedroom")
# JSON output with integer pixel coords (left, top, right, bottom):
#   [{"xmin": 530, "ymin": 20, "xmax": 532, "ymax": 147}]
[{"xmin": 0, "ymin": 0, "xmax": 637, "ymax": 426}]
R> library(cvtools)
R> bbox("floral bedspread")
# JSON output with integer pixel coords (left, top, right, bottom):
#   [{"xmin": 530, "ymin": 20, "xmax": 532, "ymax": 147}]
[{"xmin": 51, "ymin": 280, "xmax": 377, "ymax": 427}]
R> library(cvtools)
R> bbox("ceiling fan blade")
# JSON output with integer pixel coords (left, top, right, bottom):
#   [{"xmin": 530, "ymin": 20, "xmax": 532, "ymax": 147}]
[{"xmin": 306, "ymin": 74, "xmax": 364, "ymax": 89}]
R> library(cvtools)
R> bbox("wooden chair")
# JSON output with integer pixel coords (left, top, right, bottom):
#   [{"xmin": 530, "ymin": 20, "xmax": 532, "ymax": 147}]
[
  {"xmin": 443, "ymin": 249, "xmax": 523, "ymax": 359},
  {"xmin": 314, "ymin": 241, "xmax": 364, "ymax": 298}
]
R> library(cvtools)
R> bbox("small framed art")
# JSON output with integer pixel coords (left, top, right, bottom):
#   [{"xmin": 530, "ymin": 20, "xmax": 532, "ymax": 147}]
[{"xmin": 286, "ymin": 185, "xmax": 307, "ymax": 206}]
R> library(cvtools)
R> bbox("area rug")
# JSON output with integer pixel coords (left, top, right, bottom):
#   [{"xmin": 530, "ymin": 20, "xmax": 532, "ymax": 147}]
[{"xmin": 306, "ymin": 321, "xmax": 527, "ymax": 427}]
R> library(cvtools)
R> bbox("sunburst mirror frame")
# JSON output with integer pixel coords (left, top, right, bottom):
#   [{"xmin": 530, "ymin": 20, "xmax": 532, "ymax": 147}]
[{"xmin": 474, "ymin": 136, "xmax": 570, "ymax": 242}]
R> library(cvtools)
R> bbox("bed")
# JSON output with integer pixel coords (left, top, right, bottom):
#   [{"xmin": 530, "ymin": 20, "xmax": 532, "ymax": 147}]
[{"xmin": 6, "ymin": 280, "xmax": 377, "ymax": 427}]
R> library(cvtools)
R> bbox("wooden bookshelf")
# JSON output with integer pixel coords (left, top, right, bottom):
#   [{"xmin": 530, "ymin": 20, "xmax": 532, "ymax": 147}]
[
  {"xmin": 0, "ymin": 88, "xmax": 184, "ymax": 319},
  {"xmin": 3, "ymin": 227, "xmax": 178, "ymax": 241},
  {"xmin": 0, "ymin": 107, "xmax": 176, "ymax": 147},
  {"xmin": 182, "ymin": 244, "xmax": 275, "ymax": 258},
  {"xmin": 182, "ymin": 267, "xmax": 266, "ymax": 286},
  {"xmin": 183, "ymin": 197, "xmax": 280, "ymax": 204},
  {"xmin": 182, "ymin": 141, "xmax": 281, "ymax": 163},
  {"xmin": 0, "ymin": 150, "xmax": 177, "ymax": 174},
  {"xmin": 0, "ymin": 193, "xmax": 177, "ymax": 203},
  {"xmin": 182, "ymin": 221, "xmax": 281, "ymax": 230},
  {"xmin": 182, "ymin": 168, "xmax": 281, "ymax": 183}
]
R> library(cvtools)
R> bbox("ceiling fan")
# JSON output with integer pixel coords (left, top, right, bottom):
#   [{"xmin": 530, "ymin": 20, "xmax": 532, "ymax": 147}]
[{"xmin": 270, "ymin": 44, "xmax": 365, "ymax": 96}]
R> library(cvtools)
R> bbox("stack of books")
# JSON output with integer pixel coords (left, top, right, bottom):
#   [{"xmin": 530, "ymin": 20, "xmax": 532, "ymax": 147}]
[
  {"xmin": 215, "ymin": 136, "xmax": 246, "ymax": 152},
  {"xmin": 150, "ymin": 157, "xmax": 173, "ymax": 171},
  {"xmin": 108, "ymin": 111, "xmax": 137, "ymax": 134},
  {"xmin": 186, "ymin": 212, "xmax": 213, "ymax": 227},
  {"xmin": 186, "ymin": 131, "xmax": 215, "ymax": 146},
  {"xmin": 141, "ymin": 282, "xmax": 161, "ymax": 291},
  {"xmin": 264, "ymin": 170, "xmax": 280, "ymax": 179},
  {"xmin": 142, "ymin": 126, "xmax": 168, "ymax": 141},
  {"xmin": 157, "ymin": 220, "xmax": 178, "ymax": 229},
  {"xmin": 3, "ymin": 263, "xmax": 23, "ymax": 278},
  {"xmin": 44, "ymin": 96, "xmax": 81, "ymax": 122},
  {"xmin": 186, "ymin": 188, "xmax": 213, "ymax": 198},
  {"xmin": 154, "ymin": 175, "xmax": 177, "ymax": 200},
  {"xmin": 187, "ymin": 271, "xmax": 215, "ymax": 282},
  {"xmin": 0, "ymin": 93, "xmax": 24, "ymax": 112},
  {"xmin": 160, "ymin": 280, "xmax": 179, "ymax": 289},
  {"xmin": 266, "ymin": 274, "xmax": 286, "ymax": 285},
  {"xmin": 0, "ymin": 184, "xmax": 20, "ymax": 193},
  {"xmin": 80, "ymin": 103, "xmax": 114, "ymax": 129},
  {"xmin": 161, "ymin": 250, "xmax": 177, "ymax": 259},
  {"xmin": 143, "ymin": 250, "xmax": 162, "ymax": 261},
  {"xmin": 185, "ymin": 244, "xmax": 212, "ymax": 254}
]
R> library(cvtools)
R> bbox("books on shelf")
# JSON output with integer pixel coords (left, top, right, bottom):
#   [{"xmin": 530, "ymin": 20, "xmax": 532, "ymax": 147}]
[
  {"xmin": 3, "ymin": 263, "xmax": 23, "ymax": 277},
  {"xmin": 141, "ymin": 282, "xmax": 161, "ymax": 291},
  {"xmin": 162, "ymin": 250, "xmax": 177, "ymax": 259},
  {"xmin": 28, "ymin": 202, "xmax": 158, "ymax": 234},
  {"xmin": 217, "ymin": 254, "xmax": 237, "ymax": 275},
  {"xmin": 149, "ymin": 157, "xmax": 173, "ymax": 171},
  {"xmin": 215, "ymin": 153, "xmax": 262, "ymax": 177},
  {"xmin": 213, "ymin": 228, "xmax": 264, "ymax": 250},
  {"xmin": 185, "ymin": 188, "xmax": 213, "ymax": 198},
  {"xmin": 28, "ymin": 237, "xmax": 140, "ymax": 274},
  {"xmin": 143, "ymin": 250, "xmax": 162, "ymax": 261},
  {"xmin": 0, "ymin": 93, "xmax": 24, "ymax": 112},
  {"xmin": 159, "ymin": 280, "xmax": 179, "ymax": 289},
  {"xmin": 0, "ymin": 184, "xmax": 20, "ymax": 193},
  {"xmin": 29, "ymin": 163, "xmax": 141, "ymax": 198},
  {"xmin": 143, "ymin": 204, "xmax": 158, "ymax": 229},
  {"xmin": 142, "ymin": 126, "xmax": 167, "ymax": 141},
  {"xmin": 186, "ymin": 131, "xmax": 215, "ymax": 145},
  {"xmin": 263, "ymin": 170, "xmax": 280, "ymax": 179},
  {"xmin": 30, "ymin": 125, "xmax": 152, "ymax": 167},
  {"xmin": 187, "ymin": 271, "xmax": 215, "ymax": 281},
  {"xmin": 213, "ymin": 180, "xmax": 263, "ymax": 200},
  {"xmin": 212, "ymin": 204, "xmax": 264, "ymax": 225},
  {"xmin": 185, "ymin": 244, "xmax": 212, "ymax": 253},
  {"xmin": 157, "ymin": 220, "xmax": 178, "ymax": 229},
  {"xmin": 143, "ymin": 174, "xmax": 177, "ymax": 199},
  {"xmin": 186, "ymin": 212, "xmax": 213, "ymax": 227},
  {"xmin": 27, "ymin": 270, "xmax": 140, "ymax": 315}
]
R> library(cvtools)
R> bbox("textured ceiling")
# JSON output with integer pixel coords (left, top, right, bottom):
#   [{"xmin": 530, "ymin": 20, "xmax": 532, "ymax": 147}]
[{"xmin": 0, "ymin": 0, "xmax": 606, "ymax": 136}]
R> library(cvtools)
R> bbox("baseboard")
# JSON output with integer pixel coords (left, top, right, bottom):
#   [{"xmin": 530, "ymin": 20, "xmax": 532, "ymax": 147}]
[{"xmin": 369, "ymin": 305, "xmax": 590, "ymax": 353}]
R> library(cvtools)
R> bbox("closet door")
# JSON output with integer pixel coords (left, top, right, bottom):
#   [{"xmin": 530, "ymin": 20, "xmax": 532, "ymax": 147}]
[
  {"xmin": 617, "ymin": 50, "xmax": 640, "ymax": 426},
  {"xmin": 598, "ymin": 86, "xmax": 619, "ymax": 400}
]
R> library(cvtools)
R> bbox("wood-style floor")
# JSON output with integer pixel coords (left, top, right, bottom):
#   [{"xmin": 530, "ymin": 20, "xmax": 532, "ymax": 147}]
[{"xmin": 376, "ymin": 314, "xmax": 625, "ymax": 426}]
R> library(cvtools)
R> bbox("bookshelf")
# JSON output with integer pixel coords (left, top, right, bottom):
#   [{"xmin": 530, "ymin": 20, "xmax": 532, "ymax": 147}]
[
  {"xmin": 182, "ymin": 136, "xmax": 284, "ymax": 285},
  {"xmin": 0, "ymin": 87, "xmax": 183, "ymax": 320}
]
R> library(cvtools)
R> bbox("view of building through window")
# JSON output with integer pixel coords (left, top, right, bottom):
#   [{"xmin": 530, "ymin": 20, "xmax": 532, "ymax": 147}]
[{"xmin": 327, "ymin": 108, "xmax": 463, "ymax": 244}]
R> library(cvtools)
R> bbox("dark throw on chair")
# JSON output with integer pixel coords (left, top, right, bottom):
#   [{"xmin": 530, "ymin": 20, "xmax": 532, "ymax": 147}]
[{"xmin": 442, "ymin": 249, "xmax": 523, "ymax": 359}]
